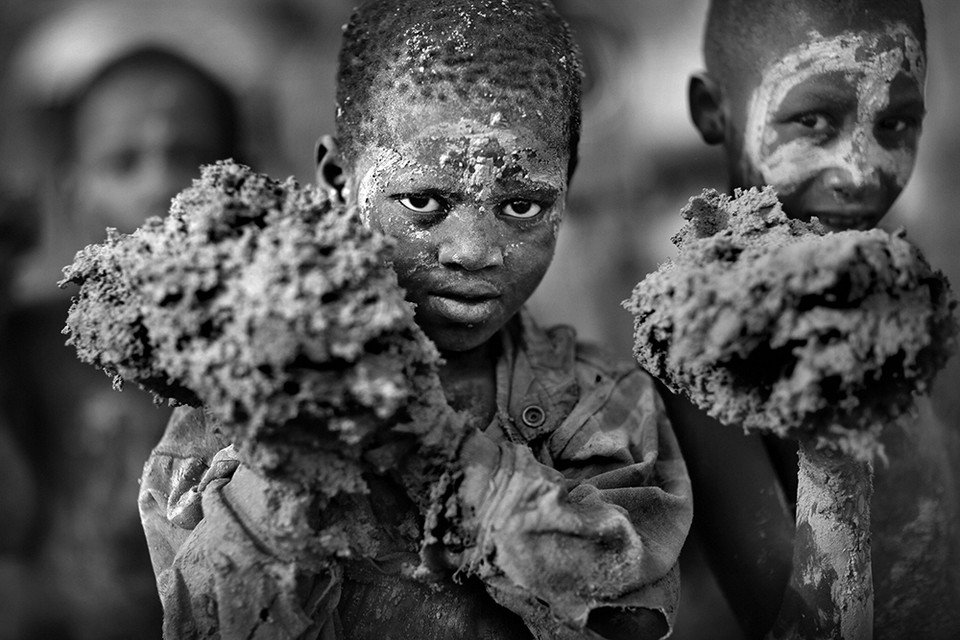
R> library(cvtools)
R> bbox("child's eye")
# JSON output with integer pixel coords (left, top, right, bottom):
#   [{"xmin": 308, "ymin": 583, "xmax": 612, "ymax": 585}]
[
  {"xmin": 792, "ymin": 112, "xmax": 833, "ymax": 132},
  {"xmin": 397, "ymin": 194, "xmax": 444, "ymax": 213},
  {"xmin": 102, "ymin": 149, "xmax": 140, "ymax": 177},
  {"xmin": 500, "ymin": 200, "xmax": 543, "ymax": 220},
  {"xmin": 876, "ymin": 116, "xmax": 918, "ymax": 134}
]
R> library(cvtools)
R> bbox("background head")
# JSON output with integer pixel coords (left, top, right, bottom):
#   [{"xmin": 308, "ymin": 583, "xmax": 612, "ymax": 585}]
[
  {"xmin": 62, "ymin": 46, "xmax": 242, "ymax": 233},
  {"xmin": 319, "ymin": 0, "xmax": 583, "ymax": 353},
  {"xmin": 689, "ymin": 0, "xmax": 927, "ymax": 230}
]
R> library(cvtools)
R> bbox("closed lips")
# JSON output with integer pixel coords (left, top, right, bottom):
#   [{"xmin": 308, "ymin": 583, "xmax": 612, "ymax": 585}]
[
  {"xmin": 432, "ymin": 282, "xmax": 500, "ymax": 299},
  {"xmin": 812, "ymin": 211, "xmax": 879, "ymax": 230}
]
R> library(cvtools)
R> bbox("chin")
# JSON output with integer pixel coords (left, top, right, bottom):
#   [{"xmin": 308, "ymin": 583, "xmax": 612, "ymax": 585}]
[{"xmin": 425, "ymin": 322, "xmax": 502, "ymax": 354}]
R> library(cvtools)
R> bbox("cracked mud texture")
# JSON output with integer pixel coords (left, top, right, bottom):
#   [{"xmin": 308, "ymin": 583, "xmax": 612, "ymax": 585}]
[
  {"xmin": 625, "ymin": 187, "xmax": 957, "ymax": 458},
  {"xmin": 60, "ymin": 160, "xmax": 459, "ymax": 493}
]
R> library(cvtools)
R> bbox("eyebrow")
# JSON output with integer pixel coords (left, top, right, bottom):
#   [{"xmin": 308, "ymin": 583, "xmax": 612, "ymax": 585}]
[
  {"xmin": 882, "ymin": 89, "xmax": 925, "ymax": 114},
  {"xmin": 494, "ymin": 167, "xmax": 564, "ymax": 187},
  {"xmin": 777, "ymin": 83, "xmax": 858, "ymax": 113},
  {"xmin": 495, "ymin": 181, "xmax": 563, "ymax": 201},
  {"xmin": 882, "ymin": 99, "xmax": 926, "ymax": 118}
]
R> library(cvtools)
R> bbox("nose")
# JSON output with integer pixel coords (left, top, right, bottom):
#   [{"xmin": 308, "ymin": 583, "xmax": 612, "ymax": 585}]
[
  {"xmin": 821, "ymin": 164, "xmax": 881, "ymax": 202},
  {"xmin": 437, "ymin": 208, "xmax": 504, "ymax": 271},
  {"xmin": 823, "ymin": 128, "xmax": 889, "ymax": 199},
  {"xmin": 823, "ymin": 166, "xmax": 858, "ymax": 199}
]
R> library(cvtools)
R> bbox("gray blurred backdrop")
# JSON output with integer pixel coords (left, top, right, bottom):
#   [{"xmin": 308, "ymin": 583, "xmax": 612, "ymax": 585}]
[{"xmin": 0, "ymin": 2, "xmax": 956, "ymax": 639}]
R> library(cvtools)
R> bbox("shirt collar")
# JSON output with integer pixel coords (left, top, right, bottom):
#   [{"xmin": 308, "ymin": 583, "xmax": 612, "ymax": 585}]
[{"xmin": 492, "ymin": 309, "xmax": 580, "ymax": 445}]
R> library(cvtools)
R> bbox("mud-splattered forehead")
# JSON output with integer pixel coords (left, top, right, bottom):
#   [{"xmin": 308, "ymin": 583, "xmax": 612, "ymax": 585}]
[
  {"xmin": 703, "ymin": 0, "xmax": 926, "ymax": 90},
  {"xmin": 336, "ymin": 0, "xmax": 583, "ymax": 172}
]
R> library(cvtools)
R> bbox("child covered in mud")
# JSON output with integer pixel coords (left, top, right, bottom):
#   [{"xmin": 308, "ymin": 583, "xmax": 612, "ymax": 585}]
[
  {"xmin": 137, "ymin": 1, "xmax": 692, "ymax": 639},
  {"xmin": 679, "ymin": 0, "xmax": 960, "ymax": 637}
]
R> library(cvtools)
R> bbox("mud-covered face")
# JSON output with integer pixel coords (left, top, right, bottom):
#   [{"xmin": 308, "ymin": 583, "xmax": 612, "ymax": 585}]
[
  {"xmin": 349, "ymin": 96, "xmax": 568, "ymax": 353},
  {"xmin": 737, "ymin": 24, "xmax": 925, "ymax": 230}
]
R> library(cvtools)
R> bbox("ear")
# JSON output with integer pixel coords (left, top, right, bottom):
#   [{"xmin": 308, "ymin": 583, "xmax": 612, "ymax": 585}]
[
  {"xmin": 314, "ymin": 134, "xmax": 348, "ymax": 203},
  {"xmin": 688, "ymin": 72, "xmax": 726, "ymax": 145}
]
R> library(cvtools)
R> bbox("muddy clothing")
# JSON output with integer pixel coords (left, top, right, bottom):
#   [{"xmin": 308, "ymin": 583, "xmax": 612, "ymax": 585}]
[{"xmin": 138, "ymin": 311, "xmax": 692, "ymax": 639}]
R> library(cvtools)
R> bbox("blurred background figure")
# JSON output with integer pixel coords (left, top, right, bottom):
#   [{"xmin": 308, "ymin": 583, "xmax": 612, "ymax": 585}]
[
  {"xmin": 0, "ymin": 183, "xmax": 41, "ymax": 640},
  {"xmin": 0, "ymin": 1, "xmax": 283, "ymax": 638},
  {"xmin": 6, "ymin": 0, "xmax": 288, "ymax": 300},
  {"xmin": 58, "ymin": 45, "xmax": 243, "ymax": 235}
]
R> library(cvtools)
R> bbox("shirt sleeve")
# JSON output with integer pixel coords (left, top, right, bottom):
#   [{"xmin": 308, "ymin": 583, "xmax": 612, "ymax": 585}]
[
  {"xmin": 453, "ymin": 366, "xmax": 693, "ymax": 640},
  {"xmin": 137, "ymin": 406, "xmax": 342, "ymax": 640}
]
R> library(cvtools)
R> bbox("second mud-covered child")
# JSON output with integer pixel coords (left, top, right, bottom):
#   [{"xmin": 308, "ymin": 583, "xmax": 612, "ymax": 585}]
[{"xmin": 683, "ymin": 1, "xmax": 960, "ymax": 638}]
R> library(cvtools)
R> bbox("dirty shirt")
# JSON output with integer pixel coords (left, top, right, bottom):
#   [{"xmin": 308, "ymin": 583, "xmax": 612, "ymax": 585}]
[{"xmin": 138, "ymin": 311, "xmax": 692, "ymax": 639}]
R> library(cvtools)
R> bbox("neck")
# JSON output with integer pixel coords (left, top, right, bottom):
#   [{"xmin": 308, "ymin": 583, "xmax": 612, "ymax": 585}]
[{"xmin": 439, "ymin": 338, "xmax": 499, "ymax": 427}]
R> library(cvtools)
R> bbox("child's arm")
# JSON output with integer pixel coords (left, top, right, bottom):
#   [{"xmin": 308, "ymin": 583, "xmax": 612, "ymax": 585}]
[
  {"xmin": 138, "ymin": 407, "xmax": 341, "ymax": 639},
  {"xmin": 450, "ymin": 364, "xmax": 693, "ymax": 640},
  {"xmin": 659, "ymin": 386, "xmax": 795, "ymax": 639}
]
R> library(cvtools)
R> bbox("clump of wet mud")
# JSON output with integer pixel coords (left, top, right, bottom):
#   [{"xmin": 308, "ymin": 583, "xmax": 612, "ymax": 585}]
[
  {"xmin": 60, "ymin": 161, "xmax": 462, "ymax": 501},
  {"xmin": 625, "ymin": 187, "xmax": 957, "ymax": 458}
]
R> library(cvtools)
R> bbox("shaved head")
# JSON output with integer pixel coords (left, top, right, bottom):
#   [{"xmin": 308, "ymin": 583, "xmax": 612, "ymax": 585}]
[
  {"xmin": 336, "ymin": 0, "xmax": 583, "ymax": 176},
  {"xmin": 703, "ymin": 0, "xmax": 926, "ymax": 96}
]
